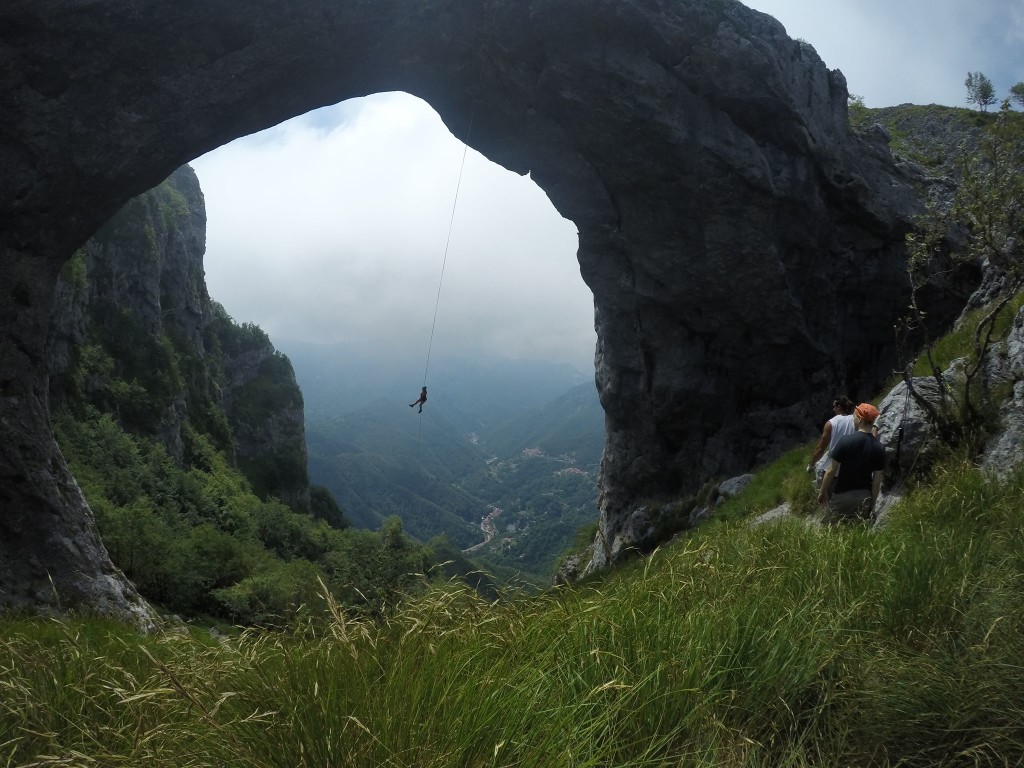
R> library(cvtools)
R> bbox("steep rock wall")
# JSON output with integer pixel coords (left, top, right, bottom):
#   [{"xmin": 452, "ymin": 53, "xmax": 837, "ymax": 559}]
[
  {"xmin": 1, "ymin": 0, "xmax": 948, "ymax": 613},
  {"xmin": 211, "ymin": 321, "xmax": 310, "ymax": 512},
  {"xmin": 48, "ymin": 167, "xmax": 209, "ymax": 461},
  {"xmin": 48, "ymin": 166, "xmax": 310, "ymax": 511}
]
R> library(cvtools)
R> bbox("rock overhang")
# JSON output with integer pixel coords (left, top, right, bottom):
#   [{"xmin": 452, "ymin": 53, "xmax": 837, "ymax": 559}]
[{"xmin": 1, "ymin": 0, "xmax": 948, "ymax": 604}]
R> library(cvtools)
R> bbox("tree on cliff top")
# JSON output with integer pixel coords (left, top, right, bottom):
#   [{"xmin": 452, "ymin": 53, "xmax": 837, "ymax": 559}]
[
  {"xmin": 1011, "ymin": 81, "xmax": 1024, "ymax": 109},
  {"xmin": 965, "ymin": 71, "xmax": 997, "ymax": 111}
]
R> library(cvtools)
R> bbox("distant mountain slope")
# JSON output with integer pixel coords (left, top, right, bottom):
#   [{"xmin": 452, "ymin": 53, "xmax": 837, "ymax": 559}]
[
  {"xmin": 292, "ymin": 346, "xmax": 605, "ymax": 580},
  {"xmin": 306, "ymin": 448, "xmax": 488, "ymax": 546},
  {"xmin": 282, "ymin": 339, "xmax": 589, "ymax": 426},
  {"xmin": 481, "ymin": 381, "xmax": 604, "ymax": 465},
  {"xmin": 305, "ymin": 400, "xmax": 492, "ymax": 545}
]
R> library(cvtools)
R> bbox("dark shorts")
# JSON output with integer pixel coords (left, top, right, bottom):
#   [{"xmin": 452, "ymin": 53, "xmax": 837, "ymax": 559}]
[{"xmin": 822, "ymin": 489, "xmax": 872, "ymax": 525}]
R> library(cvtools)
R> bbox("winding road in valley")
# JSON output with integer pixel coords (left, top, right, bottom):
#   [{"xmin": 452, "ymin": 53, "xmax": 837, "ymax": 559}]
[{"xmin": 462, "ymin": 507, "xmax": 502, "ymax": 554}]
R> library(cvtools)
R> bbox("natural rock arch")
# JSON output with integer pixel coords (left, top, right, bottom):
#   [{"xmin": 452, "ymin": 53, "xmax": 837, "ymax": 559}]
[{"xmin": 2, "ymin": 0, "xmax": 928, "ymax": 617}]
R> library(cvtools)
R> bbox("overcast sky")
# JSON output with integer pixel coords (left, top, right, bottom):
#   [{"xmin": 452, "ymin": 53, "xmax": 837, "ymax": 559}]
[
  {"xmin": 191, "ymin": 0, "xmax": 1023, "ymax": 374},
  {"xmin": 747, "ymin": 0, "xmax": 1023, "ymax": 108}
]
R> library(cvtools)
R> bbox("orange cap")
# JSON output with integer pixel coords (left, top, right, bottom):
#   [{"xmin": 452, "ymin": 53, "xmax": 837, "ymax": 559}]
[{"xmin": 855, "ymin": 403, "xmax": 879, "ymax": 424}]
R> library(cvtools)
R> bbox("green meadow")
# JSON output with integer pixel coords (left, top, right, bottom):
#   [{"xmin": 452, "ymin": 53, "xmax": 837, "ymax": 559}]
[{"xmin": 4, "ymin": 455, "xmax": 1023, "ymax": 767}]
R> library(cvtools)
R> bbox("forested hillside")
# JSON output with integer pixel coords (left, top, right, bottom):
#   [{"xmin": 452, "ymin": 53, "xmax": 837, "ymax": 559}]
[
  {"xmin": 46, "ymin": 167, "xmax": 496, "ymax": 623},
  {"xmin": 289, "ymin": 339, "xmax": 605, "ymax": 582}
]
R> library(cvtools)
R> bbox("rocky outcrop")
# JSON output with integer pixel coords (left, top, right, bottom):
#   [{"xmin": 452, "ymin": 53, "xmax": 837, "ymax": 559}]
[
  {"xmin": 215, "ymin": 328, "xmax": 310, "ymax": 511},
  {"xmin": 874, "ymin": 306, "xmax": 1024, "ymax": 483},
  {"xmin": 1, "ymin": 0, "xmax": 967, "ymax": 614},
  {"xmin": 864, "ymin": 106, "xmax": 986, "ymax": 178},
  {"xmin": 875, "ymin": 375, "xmax": 949, "ymax": 478},
  {"xmin": 585, "ymin": 471, "xmax": 756, "ymax": 571},
  {"xmin": 983, "ymin": 308, "xmax": 1024, "ymax": 474}
]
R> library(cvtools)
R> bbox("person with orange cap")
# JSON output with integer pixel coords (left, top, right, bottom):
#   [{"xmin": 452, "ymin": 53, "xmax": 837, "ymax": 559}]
[{"xmin": 816, "ymin": 402, "xmax": 886, "ymax": 524}]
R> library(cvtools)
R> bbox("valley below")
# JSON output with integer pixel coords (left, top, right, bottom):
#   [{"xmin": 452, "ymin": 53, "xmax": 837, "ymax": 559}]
[{"xmin": 284, "ymin": 340, "xmax": 605, "ymax": 583}]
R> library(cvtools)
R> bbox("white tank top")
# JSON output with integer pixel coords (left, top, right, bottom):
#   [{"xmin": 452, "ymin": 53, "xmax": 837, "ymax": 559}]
[{"xmin": 827, "ymin": 414, "xmax": 855, "ymax": 456}]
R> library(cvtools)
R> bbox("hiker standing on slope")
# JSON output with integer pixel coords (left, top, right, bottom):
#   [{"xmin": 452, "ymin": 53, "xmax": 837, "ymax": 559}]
[
  {"xmin": 817, "ymin": 402, "xmax": 886, "ymax": 524},
  {"xmin": 807, "ymin": 396, "xmax": 856, "ymax": 492}
]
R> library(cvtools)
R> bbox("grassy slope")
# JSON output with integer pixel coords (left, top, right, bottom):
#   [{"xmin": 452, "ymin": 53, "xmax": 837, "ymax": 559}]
[
  {"xmin": 3, "ymin": 454, "xmax": 1023, "ymax": 767},
  {"xmin": 852, "ymin": 103, "xmax": 994, "ymax": 172}
]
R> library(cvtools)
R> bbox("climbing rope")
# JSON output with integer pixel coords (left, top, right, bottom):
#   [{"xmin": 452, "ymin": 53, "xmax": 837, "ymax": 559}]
[
  {"xmin": 416, "ymin": 142, "xmax": 469, "ymax": 460},
  {"xmin": 414, "ymin": 3, "xmax": 500, "ymax": 461},
  {"xmin": 419, "ymin": 2, "xmax": 500, "ymax": 391},
  {"xmin": 421, "ymin": 141, "xmax": 471, "ymax": 390}
]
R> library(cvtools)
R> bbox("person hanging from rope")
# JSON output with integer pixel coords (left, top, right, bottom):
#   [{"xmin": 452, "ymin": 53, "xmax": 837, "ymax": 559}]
[{"xmin": 409, "ymin": 386, "xmax": 427, "ymax": 413}]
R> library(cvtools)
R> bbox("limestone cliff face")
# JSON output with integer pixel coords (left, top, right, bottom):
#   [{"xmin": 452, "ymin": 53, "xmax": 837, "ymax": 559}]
[
  {"xmin": 48, "ymin": 167, "xmax": 208, "ymax": 462},
  {"xmin": 209, "ymin": 317, "xmax": 311, "ymax": 513},
  {"xmin": 0, "ymin": 0, "xmax": 969, "ymax": 614},
  {"xmin": 48, "ymin": 166, "xmax": 310, "ymax": 511}
]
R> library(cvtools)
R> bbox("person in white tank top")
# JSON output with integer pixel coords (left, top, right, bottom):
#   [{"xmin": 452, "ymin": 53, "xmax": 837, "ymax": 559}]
[{"xmin": 808, "ymin": 396, "xmax": 856, "ymax": 491}]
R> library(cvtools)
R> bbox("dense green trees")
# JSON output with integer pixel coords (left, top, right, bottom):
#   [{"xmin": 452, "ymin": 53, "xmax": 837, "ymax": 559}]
[
  {"xmin": 53, "ymin": 405, "xmax": 464, "ymax": 624},
  {"xmin": 49, "ymin": 268, "xmax": 480, "ymax": 624},
  {"xmin": 51, "ymin": 304, "xmax": 506, "ymax": 623}
]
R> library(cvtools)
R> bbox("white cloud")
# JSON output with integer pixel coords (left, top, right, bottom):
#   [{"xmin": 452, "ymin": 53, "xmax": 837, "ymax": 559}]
[{"xmin": 191, "ymin": 93, "xmax": 594, "ymax": 371}]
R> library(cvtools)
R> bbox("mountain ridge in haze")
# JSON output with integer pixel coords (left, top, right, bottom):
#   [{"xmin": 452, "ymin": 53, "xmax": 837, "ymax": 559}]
[
  {"xmin": 287, "ymin": 340, "xmax": 604, "ymax": 578},
  {"xmin": 281, "ymin": 339, "xmax": 590, "ymax": 422}
]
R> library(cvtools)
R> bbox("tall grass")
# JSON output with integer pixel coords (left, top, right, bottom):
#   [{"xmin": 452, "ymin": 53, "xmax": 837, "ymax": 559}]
[{"xmin": 3, "ymin": 460, "xmax": 1024, "ymax": 766}]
